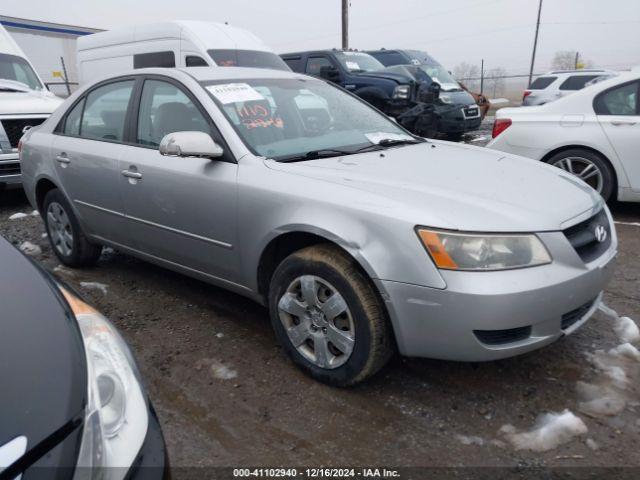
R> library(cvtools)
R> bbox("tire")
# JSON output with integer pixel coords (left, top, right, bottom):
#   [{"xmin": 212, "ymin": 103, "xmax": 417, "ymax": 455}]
[
  {"xmin": 43, "ymin": 188, "xmax": 102, "ymax": 267},
  {"xmin": 545, "ymin": 148, "xmax": 615, "ymax": 202},
  {"xmin": 268, "ymin": 244, "xmax": 394, "ymax": 386}
]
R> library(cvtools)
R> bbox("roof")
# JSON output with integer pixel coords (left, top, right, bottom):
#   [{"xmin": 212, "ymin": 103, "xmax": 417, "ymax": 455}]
[
  {"xmin": 546, "ymin": 69, "xmax": 612, "ymax": 75},
  {"xmin": 78, "ymin": 20, "xmax": 272, "ymax": 53}
]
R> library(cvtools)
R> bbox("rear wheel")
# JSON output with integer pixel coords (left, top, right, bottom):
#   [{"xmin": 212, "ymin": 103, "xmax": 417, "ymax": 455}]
[
  {"xmin": 268, "ymin": 244, "xmax": 393, "ymax": 386},
  {"xmin": 546, "ymin": 148, "xmax": 615, "ymax": 202},
  {"xmin": 43, "ymin": 189, "xmax": 102, "ymax": 267}
]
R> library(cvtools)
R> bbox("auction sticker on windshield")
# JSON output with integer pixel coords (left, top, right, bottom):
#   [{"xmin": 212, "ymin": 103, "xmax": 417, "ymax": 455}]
[
  {"xmin": 346, "ymin": 61, "xmax": 360, "ymax": 70},
  {"xmin": 206, "ymin": 83, "xmax": 265, "ymax": 104}
]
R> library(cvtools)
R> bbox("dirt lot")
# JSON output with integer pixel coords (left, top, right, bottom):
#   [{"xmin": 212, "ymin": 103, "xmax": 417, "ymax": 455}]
[{"xmin": 1, "ymin": 133, "xmax": 639, "ymax": 474}]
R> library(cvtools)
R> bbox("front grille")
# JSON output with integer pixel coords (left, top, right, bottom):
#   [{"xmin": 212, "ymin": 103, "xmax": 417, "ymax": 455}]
[
  {"xmin": 561, "ymin": 298, "xmax": 597, "ymax": 330},
  {"xmin": 1, "ymin": 118, "xmax": 46, "ymax": 148},
  {"xmin": 563, "ymin": 208, "xmax": 611, "ymax": 263},
  {"xmin": 474, "ymin": 326, "xmax": 532, "ymax": 345},
  {"xmin": 0, "ymin": 162, "xmax": 20, "ymax": 176}
]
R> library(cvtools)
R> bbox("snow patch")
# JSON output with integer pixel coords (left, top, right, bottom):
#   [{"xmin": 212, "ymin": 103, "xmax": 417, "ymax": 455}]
[
  {"xmin": 586, "ymin": 438, "xmax": 599, "ymax": 451},
  {"xmin": 53, "ymin": 265, "xmax": 74, "ymax": 276},
  {"xmin": 31, "ymin": 210, "xmax": 39, "ymax": 216},
  {"xmin": 210, "ymin": 361, "xmax": 237, "ymax": 380},
  {"xmin": 456, "ymin": 434, "xmax": 485, "ymax": 446},
  {"xmin": 609, "ymin": 343, "xmax": 640, "ymax": 361},
  {"xmin": 41, "ymin": 233, "xmax": 48, "ymax": 239},
  {"xmin": 19, "ymin": 241, "xmax": 41, "ymax": 256},
  {"xmin": 216, "ymin": 332, "xmax": 225, "ymax": 339},
  {"xmin": 80, "ymin": 282, "xmax": 108, "ymax": 295},
  {"xmin": 614, "ymin": 221, "xmax": 640, "ymax": 228},
  {"xmin": 9, "ymin": 212, "xmax": 28, "ymax": 220},
  {"xmin": 614, "ymin": 317, "xmax": 640, "ymax": 344},
  {"xmin": 499, "ymin": 410, "xmax": 587, "ymax": 452},
  {"xmin": 577, "ymin": 381, "xmax": 626, "ymax": 417}
]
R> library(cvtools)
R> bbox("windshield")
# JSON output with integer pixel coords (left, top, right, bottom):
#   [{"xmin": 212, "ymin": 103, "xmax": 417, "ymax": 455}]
[
  {"xmin": 0, "ymin": 53, "xmax": 42, "ymax": 90},
  {"xmin": 208, "ymin": 49, "xmax": 290, "ymax": 71},
  {"xmin": 334, "ymin": 52, "xmax": 385, "ymax": 73},
  {"xmin": 202, "ymin": 77, "xmax": 415, "ymax": 160},
  {"xmin": 417, "ymin": 65, "xmax": 461, "ymax": 91}
]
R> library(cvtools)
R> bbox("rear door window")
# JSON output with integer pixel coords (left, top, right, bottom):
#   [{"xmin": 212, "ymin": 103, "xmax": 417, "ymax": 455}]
[
  {"xmin": 529, "ymin": 76, "xmax": 557, "ymax": 90},
  {"xmin": 133, "ymin": 51, "xmax": 176, "ymax": 69},
  {"xmin": 81, "ymin": 80, "xmax": 135, "ymax": 142},
  {"xmin": 63, "ymin": 98, "xmax": 85, "ymax": 136},
  {"xmin": 559, "ymin": 75, "xmax": 600, "ymax": 91},
  {"xmin": 594, "ymin": 81, "xmax": 639, "ymax": 116}
]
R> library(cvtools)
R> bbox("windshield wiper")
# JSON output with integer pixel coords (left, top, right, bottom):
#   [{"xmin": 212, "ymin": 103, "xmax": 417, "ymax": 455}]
[{"xmin": 276, "ymin": 138, "xmax": 424, "ymax": 163}]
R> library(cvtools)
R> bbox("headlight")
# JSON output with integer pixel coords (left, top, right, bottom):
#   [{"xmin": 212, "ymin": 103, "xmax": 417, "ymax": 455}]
[
  {"xmin": 392, "ymin": 85, "xmax": 410, "ymax": 99},
  {"xmin": 60, "ymin": 287, "xmax": 148, "ymax": 474},
  {"xmin": 417, "ymin": 228, "xmax": 552, "ymax": 271},
  {"xmin": 439, "ymin": 93, "xmax": 452, "ymax": 104}
]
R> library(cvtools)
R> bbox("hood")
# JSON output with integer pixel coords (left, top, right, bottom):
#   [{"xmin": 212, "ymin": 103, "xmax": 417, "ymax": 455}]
[
  {"xmin": 0, "ymin": 237, "xmax": 85, "ymax": 469},
  {"xmin": 266, "ymin": 142, "xmax": 601, "ymax": 232},
  {"xmin": 356, "ymin": 69, "xmax": 411, "ymax": 85},
  {"xmin": 0, "ymin": 81, "xmax": 63, "ymax": 115}
]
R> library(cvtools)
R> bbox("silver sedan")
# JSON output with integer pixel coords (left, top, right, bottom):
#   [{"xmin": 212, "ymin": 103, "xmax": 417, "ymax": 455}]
[{"xmin": 20, "ymin": 67, "xmax": 617, "ymax": 386}]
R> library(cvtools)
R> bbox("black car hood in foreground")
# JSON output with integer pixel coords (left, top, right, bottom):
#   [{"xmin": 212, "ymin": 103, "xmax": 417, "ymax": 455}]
[{"xmin": 0, "ymin": 236, "xmax": 86, "ymax": 472}]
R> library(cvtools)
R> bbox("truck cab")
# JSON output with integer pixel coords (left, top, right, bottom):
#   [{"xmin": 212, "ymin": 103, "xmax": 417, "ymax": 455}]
[
  {"xmin": 280, "ymin": 50, "xmax": 416, "ymax": 117},
  {"xmin": 0, "ymin": 25, "xmax": 62, "ymax": 190},
  {"xmin": 77, "ymin": 21, "xmax": 290, "ymax": 85}
]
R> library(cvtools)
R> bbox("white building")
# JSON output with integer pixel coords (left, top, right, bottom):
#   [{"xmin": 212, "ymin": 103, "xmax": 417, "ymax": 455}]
[{"xmin": 0, "ymin": 16, "xmax": 101, "ymax": 96}]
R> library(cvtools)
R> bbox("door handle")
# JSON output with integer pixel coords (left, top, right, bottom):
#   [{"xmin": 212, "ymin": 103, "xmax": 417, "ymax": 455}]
[
  {"xmin": 55, "ymin": 155, "xmax": 70, "ymax": 164},
  {"xmin": 610, "ymin": 120, "xmax": 637, "ymax": 126},
  {"xmin": 121, "ymin": 170, "xmax": 143, "ymax": 179}
]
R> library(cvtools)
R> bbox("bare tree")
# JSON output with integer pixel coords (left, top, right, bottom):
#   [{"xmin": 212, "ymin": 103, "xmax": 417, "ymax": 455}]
[
  {"xmin": 485, "ymin": 67, "xmax": 507, "ymax": 97},
  {"xmin": 551, "ymin": 50, "xmax": 593, "ymax": 70},
  {"xmin": 453, "ymin": 62, "xmax": 480, "ymax": 90}
]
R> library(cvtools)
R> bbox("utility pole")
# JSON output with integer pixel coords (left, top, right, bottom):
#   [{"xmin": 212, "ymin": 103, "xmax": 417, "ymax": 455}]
[
  {"xmin": 527, "ymin": 0, "xmax": 543, "ymax": 87},
  {"xmin": 342, "ymin": 0, "xmax": 349, "ymax": 49},
  {"xmin": 480, "ymin": 59, "xmax": 484, "ymax": 95},
  {"xmin": 574, "ymin": 51, "xmax": 580, "ymax": 69}
]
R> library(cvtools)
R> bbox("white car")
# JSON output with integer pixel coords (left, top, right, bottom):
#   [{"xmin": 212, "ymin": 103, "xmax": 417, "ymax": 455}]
[
  {"xmin": 522, "ymin": 69, "xmax": 616, "ymax": 106},
  {"xmin": 0, "ymin": 24, "xmax": 63, "ymax": 190},
  {"xmin": 488, "ymin": 71, "xmax": 640, "ymax": 203}
]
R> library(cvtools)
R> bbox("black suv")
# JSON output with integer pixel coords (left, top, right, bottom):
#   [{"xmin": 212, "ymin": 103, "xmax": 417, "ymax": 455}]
[{"xmin": 367, "ymin": 49, "xmax": 482, "ymax": 137}]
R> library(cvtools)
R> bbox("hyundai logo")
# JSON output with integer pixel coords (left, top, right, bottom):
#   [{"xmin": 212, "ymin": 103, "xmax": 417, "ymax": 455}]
[{"xmin": 594, "ymin": 225, "xmax": 607, "ymax": 243}]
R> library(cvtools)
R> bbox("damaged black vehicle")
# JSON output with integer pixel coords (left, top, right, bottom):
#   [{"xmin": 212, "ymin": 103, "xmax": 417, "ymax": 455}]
[
  {"xmin": 368, "ymin": 48, "xmax": 483, "ymax": 138},
  {"xmin": 281, "ymin": 49, "xmax": 481, "ymax": 139}
]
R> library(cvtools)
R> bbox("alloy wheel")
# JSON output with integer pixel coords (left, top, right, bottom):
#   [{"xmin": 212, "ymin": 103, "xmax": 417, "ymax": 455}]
[
  {"xmin": 552, "ymin": 156, "xmax": 604, "ymax": 193},
  {"xmin": 47, "ymin": 202, "xmax": 74, "ymax": 257},
  {"xmin": 277, "ymin": 275, "xmax": 355, "ymax": 369}
]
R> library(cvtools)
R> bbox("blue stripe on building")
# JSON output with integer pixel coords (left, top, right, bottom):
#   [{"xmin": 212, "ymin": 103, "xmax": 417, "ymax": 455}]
[{"xmin": 0, "ymin": 20, "xmax": 93, "ymax": 36}]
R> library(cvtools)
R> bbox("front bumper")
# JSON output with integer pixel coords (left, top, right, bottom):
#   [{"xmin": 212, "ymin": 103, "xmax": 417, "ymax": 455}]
[
  {"xmin": 0, "ymin": 152, "xmax": 21, "ymax": 187},
  {"xmin": 376, "ymin": 231, "xmax": 617, "ymax": 361},
  {"xmin": 437, "ymin": 106, "xmax": 482, "ymax": 134}
]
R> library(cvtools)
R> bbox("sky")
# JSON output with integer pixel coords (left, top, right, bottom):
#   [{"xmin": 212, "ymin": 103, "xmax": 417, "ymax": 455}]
[{"xmin": 2, "ymin": 0, "xmax": 639, "ymax": 76}]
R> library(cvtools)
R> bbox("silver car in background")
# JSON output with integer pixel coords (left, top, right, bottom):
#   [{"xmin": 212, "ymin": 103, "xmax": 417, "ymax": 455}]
[{"xmin": 20, "ymin": 67, "xmax": 617, "ymax": 386}]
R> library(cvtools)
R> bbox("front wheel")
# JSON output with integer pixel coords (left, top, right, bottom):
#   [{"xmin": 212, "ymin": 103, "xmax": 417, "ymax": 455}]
[
  {"xmin": 268, "ymin": 244, "xmax": 394, "ymax": 386},
  {"xmin": 43, "ymin": 188, "xmax": 102, "ymax": 267},
  {"xmin": 546, "ymin": 148, "xmax": 615, "ymax": 202}
]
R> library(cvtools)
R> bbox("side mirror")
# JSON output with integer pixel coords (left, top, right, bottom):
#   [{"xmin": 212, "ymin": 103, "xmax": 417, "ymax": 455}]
[
  {"xmin": 159, "ymin": 131, "xmax": 223, "ymax": 159},
  {"xmin": 319, "ymin": 65, "xmax": 340, "ymax": 82}
]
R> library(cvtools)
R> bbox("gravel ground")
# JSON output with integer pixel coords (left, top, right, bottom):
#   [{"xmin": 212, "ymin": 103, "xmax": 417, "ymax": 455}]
[{"xmin": 1, "ymin": 128, "xmax": 639, "ymax": 472}]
